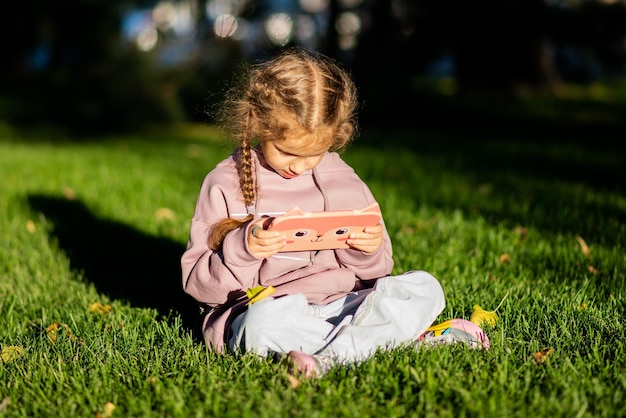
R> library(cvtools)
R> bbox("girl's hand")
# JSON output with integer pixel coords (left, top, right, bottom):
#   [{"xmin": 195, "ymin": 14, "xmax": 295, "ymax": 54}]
[
  {"xmin": 346, "ymin": 223, "xmax": 383, "ymax": 254},
  {"xmin": 247, "ymin": 219, "xmax": 286, "ymax": 259}
]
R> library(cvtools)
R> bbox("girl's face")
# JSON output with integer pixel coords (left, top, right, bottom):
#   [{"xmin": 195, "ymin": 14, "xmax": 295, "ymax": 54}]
[{"xmin": 260, "ymin": 138, "xmax": 328, "ymax": 179}]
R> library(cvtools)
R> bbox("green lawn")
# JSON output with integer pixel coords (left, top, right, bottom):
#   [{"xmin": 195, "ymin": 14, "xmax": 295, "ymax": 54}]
[{"xmin": 0, "ymin": 122, "xmax": 624, "ymax": 417}]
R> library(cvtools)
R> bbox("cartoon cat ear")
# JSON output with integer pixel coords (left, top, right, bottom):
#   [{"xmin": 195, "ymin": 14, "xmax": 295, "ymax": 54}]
[
  {"xmin": 357, "ymin": 203, "xmax": 381, "ymax": 215},
  {"xmin": 283, "ymin": 207, "xmax": 305, "ymax": 216}
]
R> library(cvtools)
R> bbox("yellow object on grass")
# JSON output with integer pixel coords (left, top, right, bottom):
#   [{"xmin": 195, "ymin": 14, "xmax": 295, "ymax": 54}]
[
  {"xmin": 1, "ymin": 346, "xmax": 26, "ymax": 363},
  {"xmin": 426, "ymin": 292, "xmax": 509, "ymax": 334},
  {"xmin": 425, "ymin": 319, "xmax": 457, "ymax": 337},
  {"xmin": 246, "ymin": 285, "xmax": 277, "ymax": 305},
  {"xmin": 470, "ymin": 292, "xmax": 509, "ymax": 327},
  {"xmin": 470, "ymin": 305, "xmax": 498, "ymax": 327}
]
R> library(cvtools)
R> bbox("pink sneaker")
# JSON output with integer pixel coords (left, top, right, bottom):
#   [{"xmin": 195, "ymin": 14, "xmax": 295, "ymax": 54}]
[
  {"xmin": 286, "ymin": 351, "xmax": 333, "ymax": 378},
  {"xmin": 420, "ymin": 318, "xmax": 490, "ymax": 350}
]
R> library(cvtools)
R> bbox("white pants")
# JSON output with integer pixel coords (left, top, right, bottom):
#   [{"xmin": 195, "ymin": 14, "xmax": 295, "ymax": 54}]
[{"xmin": 227, "ymin": 270, "xmax": 445, "ymax": 364}]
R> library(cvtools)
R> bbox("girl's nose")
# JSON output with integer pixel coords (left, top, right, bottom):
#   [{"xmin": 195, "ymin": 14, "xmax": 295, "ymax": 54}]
[{"xmin": 290, "ymin": 158, "xmax": 310, "ymax": 175}]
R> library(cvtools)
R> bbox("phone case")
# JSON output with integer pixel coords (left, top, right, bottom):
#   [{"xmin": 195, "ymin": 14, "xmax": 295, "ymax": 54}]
[{"xmin": 267, "ymin": 203, "xmax": 382, "ymax": 252}]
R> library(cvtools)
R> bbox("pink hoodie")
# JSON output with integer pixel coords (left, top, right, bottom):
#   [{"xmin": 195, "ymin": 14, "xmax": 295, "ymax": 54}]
[{"xmin": 181, "ymin": 148, "xmax": 394, "ymax": 351}]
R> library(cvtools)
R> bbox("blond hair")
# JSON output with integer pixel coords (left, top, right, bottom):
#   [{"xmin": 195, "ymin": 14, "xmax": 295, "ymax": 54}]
[{"xmin": 208, "ymin": 47, "xmax": 359, "ymax": 250}]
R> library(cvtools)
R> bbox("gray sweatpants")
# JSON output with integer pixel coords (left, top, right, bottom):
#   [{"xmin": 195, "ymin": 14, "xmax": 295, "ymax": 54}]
[{"xmin": 228, "ymin": 270, "xmax": 445, "ymax": 364}]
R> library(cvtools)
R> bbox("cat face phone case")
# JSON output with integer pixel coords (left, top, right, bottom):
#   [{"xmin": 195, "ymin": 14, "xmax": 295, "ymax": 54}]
[{"xmin": 266, "ymin": 203, "xmax": 382, "ymax": 252}]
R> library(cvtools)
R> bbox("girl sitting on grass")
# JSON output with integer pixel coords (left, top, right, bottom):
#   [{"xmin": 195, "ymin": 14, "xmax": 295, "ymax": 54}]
[{"xmin": 181, "ymin": 47, "xmax": 489, "ymax": 377}]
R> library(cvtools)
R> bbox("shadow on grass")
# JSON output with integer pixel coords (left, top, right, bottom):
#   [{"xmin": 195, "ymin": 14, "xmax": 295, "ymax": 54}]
[
  {"xmin": 27, "ymin": 194, "xmax": 204, "ymax": 340},
  {"xmin": 360, "ymin": 124, "xmax": 625, "ymax": 194}
]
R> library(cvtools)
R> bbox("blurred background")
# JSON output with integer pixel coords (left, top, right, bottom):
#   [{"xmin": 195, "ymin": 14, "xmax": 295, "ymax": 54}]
[{"xmin": 1, "ymin": 0, "xmax": 625, "ymax": 135}]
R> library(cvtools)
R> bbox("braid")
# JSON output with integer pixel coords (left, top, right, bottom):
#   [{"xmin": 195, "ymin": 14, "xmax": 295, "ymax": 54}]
[
  {"xmin": 208, "ymin": 113, "xmax": 257, "ymax": 250},
  {"xmin": 237, "ymin": 114, "xmax": 256, "ymax": 208}
]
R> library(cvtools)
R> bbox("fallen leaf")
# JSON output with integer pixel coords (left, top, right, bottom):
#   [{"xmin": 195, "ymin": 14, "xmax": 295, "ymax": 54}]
[
  {"xmin": 103, "ymin": 402, "xmax": 116, "ymax": 417},
  {"xmin": 0, "ymin": 398, "xmax": 10, "ymax": 413},
  {"xmin": 512, "ymin": 226, "xmax": 528, "ymax": 238},
  {"xmin": 587, "ymin": 265, "xmax": 600, "ymax": 275},
  {"xmin": 1, "ymin": 346, "xmax": 26, "ymax": 363},
  {"xmin": 46, "ymin": 323, "xmax": 76, "ymax": 343},
  {"xmin": 26, "ymin": 220, "xmax": 36, "ymax": 233},
  {"xmin": 469, "ymin": 292, "xmax": 509, "ymax": 328},
  {"xmin": 470, "ymin": 305, "xmax": 498, "ymax": 327},
  {"xmin": 576, "ymin": 235, "xmax": 590, "ymax": 256},
  {"xmin": 46, "ymin": 323, "xmax": 59, "ymax": 342},
  {"xmin": 89, "ymin": 302, "xmax": 113, "ymax": 315},
  {"xmin": 286, "ymin": 374, "xmax": 300, "ymax": 389},
  {"xmin": 578, "ymin": 302, "xmax": 587, "ymax": 311},
  {"xmin": 246, "ymin": 285, "xmax": 277, "ymax": 305},
  {"xmin": 499, "ymin": 253, "xmax": 510, "ymax": 264},
  {"xmin": 533, "ymin": 347, "xmax": 554, "ymax": 365},
  {"xmin": 62, "ymin": 185, "xmax": 76, "ymax": 200},
  {"xmin": 155, "ymin": 208, "xmax": 175, "ymax": 221},
  {"xmin": 246, "ymin": 286, "xmax": 265, "ymax": 299}
]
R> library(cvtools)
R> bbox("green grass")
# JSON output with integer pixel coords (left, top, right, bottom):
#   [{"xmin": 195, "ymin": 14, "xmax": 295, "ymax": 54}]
[{"xmin": 0, "ymin": 122, "xmax": 625, "ymax": 417}]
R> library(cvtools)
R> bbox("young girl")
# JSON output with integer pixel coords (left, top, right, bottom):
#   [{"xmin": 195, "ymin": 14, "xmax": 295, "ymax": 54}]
[{"xmin": 181, "ymin": 47, "xmax": 488, "ymax": 377}]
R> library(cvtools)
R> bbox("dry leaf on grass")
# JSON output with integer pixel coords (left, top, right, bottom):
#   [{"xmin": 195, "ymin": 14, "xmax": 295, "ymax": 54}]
[
  {"xmin": 89, "ymin": 302, "xmax": 113, "ymax": 315},
  {"xmin": 470, "ymin": 305, "xmax": 498, "ymax": 327},
  {"xmin": 587, "ymin": 265, "xmax": 600, "ymax": 275},
  {"xmin": 576, "ymin": 235, "xmax": 590, "ymax": 256},
  {"xmin": 96, "ymin": 402, "xmax": 116, "ymax": 418},
  {"xmin": 470, "ymin": 292, "xmax": 509, "ymax": 328},
  {"xmin": 46, "ymin": 323, "xmax": 78, "ymax": 343},
  {"xmin": 512, "ymin": 226, "xmax": 528, "ymax": 239},
  {"xmin": 63, "ymin": 185, "xmax": 76, "ymax": 200},
  {"xmin": 0, "ymin": 398, "xmax": 10, "ymax": 413},
  {"xmin": 246, "ymin": 286, "xmax": 277, "ymax": 305},
  {"xmin": 155, "ymin": 207, "xmax": 175, "ymax": 221},
  {"xmin": 286, "ymin": 374, "xmax": 300, "ymax": 389},
  {"xmin": 533, "ymin": 347, "xmax": 554, "ymax": 365},
  {"xmin": 1, "ymin": 346, "xmax": 26, "ymax": 363},
  {"xmin": 26, "ymin": 220, "xmax": 36, "ymax": 233},
  {"xmin": 499, "ymin": 253, "xmax": 511, "ymax": 264}
]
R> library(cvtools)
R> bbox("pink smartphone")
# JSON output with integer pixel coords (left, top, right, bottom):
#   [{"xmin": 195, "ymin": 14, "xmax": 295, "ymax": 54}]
[{"xmin": 267, "ymin": 203, "xmax": 382, "ymax": 252}]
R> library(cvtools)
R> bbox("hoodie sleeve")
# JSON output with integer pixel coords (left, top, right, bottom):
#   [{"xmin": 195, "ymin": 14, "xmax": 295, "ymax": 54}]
[{"xmin": 181, "ymin": 173, "xmax": 263, "ymax": 307}]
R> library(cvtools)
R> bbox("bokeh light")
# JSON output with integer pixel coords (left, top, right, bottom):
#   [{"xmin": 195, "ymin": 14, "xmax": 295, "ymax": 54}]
[
  {"xmin": 295, "ymin": 15, "xmax": 316, "ymax": 43},
  {"xmin": 335, "ymin": 11, "xmax": 361, "ymax": 50},
  {"xmin": 154, "ymin": 0, "xmax": 194, "ymax": 37},
  {"xmin": 153, "ymin": 1, "xmax": 176, "ymax": 31},
  {"xmin": 122, "ymin": 10, "xmax": 159, "ymax": 52},
  {"xmin": 137, "ymin": 27, "xmax": 159, "ymax": 51},
  {"xmin": 265, "ymin": 13, "xmax": 294, "ymax": 46},
  {"xmin": 335, "ymin": 11, "xmax": 361, "ymax": 35},
  {"xmin": 299, "ymin": 0, "xmax": 329, "ymax": 14},
  {"xmin": 214, "ymin": 14, "xmax": 239, "ymax": 38}
]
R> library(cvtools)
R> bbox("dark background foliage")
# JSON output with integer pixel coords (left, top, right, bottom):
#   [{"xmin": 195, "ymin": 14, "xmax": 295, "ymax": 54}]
[{"xmin": 1, "ymin": 0, "xmax": 625, "ymax": 135}]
